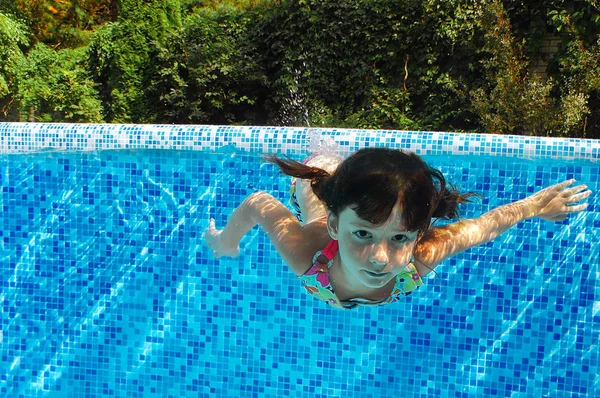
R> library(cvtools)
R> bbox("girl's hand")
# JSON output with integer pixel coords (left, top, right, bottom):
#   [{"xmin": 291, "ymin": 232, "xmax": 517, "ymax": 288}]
[
  {"xmin": 204, "ymin": 219, "xmax": 240, "ymax": 258},
  {"xmin": 525, "ymin": 179, "xmax": 592, "ymax": 222}
]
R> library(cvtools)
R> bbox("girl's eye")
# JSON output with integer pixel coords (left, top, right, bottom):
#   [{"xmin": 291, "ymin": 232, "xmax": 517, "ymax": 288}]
[
  {"xmin": 352, "ymin": 230, "xmax": 372, "ymax": 239},
  {"xmin": 392, "ymin": 234, "xmax": 409, "ymax": 243}
]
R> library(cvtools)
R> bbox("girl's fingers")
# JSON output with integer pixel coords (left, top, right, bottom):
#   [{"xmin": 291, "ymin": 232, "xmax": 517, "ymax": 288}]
[
  {"xmin": 564, "ymin": 184, "xmax": 588, "ymax": 195},
  {"xmin": 558, "ymin": 179, "xmax": 576, "ymax": 189},
  {"xmin": 547, "ymin": 180, "xmax": 576, "ymax": 195},
  {"xmin": 568, "ymin": 190, "xmax": 592, "ymax": 203},
  {"xmin": 566, "ymin": 203, "xmax": 589, "ymax": 212}
]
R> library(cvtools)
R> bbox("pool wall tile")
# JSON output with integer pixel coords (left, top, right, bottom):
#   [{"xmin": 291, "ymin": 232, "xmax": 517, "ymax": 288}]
[
  {"xmin": 1, "ymin": 123, "xmax": 599, "ymax": 161},
  {"xmin": 0, "ymin": 123, "xmax": 598, "ymax": 398}
]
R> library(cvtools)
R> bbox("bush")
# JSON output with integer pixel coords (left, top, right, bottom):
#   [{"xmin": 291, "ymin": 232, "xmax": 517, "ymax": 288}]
[
  {"xmin": 468, "ymin": 0, "xmax": 593, "ymax": 137},
  {"xmin": 87, "ymin": 0, "xmax": 183, "ymax": 122},
  {"xmin": 144, "ymin": 6, "xmax": 269, "ymax": 124},
  {"xmin": 0, "ymin": 12, "xmax": 28, "ymax": 119},
  {"xmin": 15, "ymin": 44, "xmax": 104, "ymax": 122},
  {"xmin": 2, "ymin": 0, "xmax": 598, "ymax": 136}
]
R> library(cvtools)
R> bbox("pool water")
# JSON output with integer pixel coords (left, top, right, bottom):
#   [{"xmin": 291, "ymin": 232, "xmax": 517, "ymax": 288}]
[{"xmin": 1, "ymin": 138, "xmax": 599, "ymax": 397}]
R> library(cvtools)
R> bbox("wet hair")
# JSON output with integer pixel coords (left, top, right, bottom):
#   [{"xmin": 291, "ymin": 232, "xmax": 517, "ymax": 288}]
[{"xmin": 264, "ymin": 148, "xmax": 478, "ymax": 236}]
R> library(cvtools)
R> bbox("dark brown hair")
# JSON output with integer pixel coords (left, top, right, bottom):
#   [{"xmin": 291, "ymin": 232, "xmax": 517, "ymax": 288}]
[{"xmin": 264, "ymin": 148, "xmax": 477, "ymax": 236}]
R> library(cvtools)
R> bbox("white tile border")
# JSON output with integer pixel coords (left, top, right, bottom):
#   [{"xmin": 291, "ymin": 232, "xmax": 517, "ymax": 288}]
[{"xmin": 0, "ymin": 123, "xmax": 598, "ymax": 161}]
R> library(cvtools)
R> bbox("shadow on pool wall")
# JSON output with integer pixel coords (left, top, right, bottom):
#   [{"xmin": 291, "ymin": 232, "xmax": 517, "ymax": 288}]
[{"xmin": 0, "ymin": 123, "xmax": 598, "ymax": 398}]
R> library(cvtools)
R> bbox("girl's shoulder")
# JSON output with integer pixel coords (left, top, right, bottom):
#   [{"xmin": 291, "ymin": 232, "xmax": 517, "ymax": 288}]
[{"xmin": 288, "ymin": 219, "xmax": 332, "ymax": 276}]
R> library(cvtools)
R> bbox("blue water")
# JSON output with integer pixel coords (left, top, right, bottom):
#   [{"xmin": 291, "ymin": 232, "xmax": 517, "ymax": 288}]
[{"xmin": 0, "ymin": 148, "xmax": 598, "ymax": 397}]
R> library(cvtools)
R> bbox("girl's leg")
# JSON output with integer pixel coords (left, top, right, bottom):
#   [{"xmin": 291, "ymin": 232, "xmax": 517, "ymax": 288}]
[{"xmin": 295, "ymin": 154, "xmax": 343, "ymax": 224}]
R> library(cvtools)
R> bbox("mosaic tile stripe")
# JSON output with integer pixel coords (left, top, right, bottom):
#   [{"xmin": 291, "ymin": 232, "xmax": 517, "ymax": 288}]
[{"xmin": 0, "ymin": 122, "xmax": 598, "ymax": 160}]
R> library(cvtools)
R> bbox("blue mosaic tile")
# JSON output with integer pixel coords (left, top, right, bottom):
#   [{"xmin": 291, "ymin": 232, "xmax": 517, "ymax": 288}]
[{"xmin": 0, "ymin": 123, "xmax": 598, "ymax": 398}]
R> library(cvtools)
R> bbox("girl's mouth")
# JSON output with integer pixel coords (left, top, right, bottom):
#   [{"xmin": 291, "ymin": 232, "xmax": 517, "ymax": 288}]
[{"xmin": 364, "ymin": 270, "xmax": 389, "ymax": 278}]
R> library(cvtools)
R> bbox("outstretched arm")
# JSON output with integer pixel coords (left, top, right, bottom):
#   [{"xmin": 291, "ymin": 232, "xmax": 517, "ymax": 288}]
[
  {"xmin": 203, "ymin": 191, "xmax": 329, "ymax": 275},
  {"xmin": 413, "ymin": 180, "xmax": 592, "ymax": 276}
]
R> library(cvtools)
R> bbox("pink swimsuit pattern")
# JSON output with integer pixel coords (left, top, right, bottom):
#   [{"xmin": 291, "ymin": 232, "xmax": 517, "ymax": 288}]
[{"xmin": 297, "ymin": 240, "xmax": 424, "ymax": 309}]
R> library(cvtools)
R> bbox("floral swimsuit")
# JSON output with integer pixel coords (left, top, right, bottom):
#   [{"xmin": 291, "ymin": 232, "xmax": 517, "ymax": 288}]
[{"xmin": 297, "ymin": 240, "xmax": 424, "ymax": 309}]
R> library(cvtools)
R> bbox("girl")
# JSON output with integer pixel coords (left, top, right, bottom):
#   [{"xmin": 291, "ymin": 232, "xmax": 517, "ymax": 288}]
[{"xmin": 204, "ymin": 148, "xmax": 592, "ymax": 309}]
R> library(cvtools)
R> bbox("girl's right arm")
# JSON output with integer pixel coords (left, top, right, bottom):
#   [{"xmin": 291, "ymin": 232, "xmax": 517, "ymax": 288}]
[{"xmin": 204, "ymin": 191, "xmax": 329, "ymax": 275}]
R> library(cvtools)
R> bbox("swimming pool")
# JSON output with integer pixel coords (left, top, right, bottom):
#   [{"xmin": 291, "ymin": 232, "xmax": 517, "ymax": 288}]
[{"xmin": 0, "ymin": 123, "xmax": 598, "ymax": 397}]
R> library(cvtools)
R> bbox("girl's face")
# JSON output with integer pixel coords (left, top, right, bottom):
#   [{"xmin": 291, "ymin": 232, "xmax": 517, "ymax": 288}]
[{"xmin": 327, "ymin": 203, "xmax": 419, "ymax": 289}]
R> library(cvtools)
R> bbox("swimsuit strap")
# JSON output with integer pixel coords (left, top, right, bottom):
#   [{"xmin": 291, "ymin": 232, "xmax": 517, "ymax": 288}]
[
  {"xmin": 311, "ymin": 240, "xmax": 338, "ymax": 269},
  {"xmin": 321, "ymin": 240, "xmax": 338, "ymax": 262}
]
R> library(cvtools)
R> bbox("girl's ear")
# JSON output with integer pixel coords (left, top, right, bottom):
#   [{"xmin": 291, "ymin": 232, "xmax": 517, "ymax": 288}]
[{"xmin": 327, "ymin": 211, "xmax": 339, "ymax": 240}]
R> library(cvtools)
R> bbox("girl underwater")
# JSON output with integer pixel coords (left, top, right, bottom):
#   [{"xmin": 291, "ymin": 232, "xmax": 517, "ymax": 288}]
[{"xmin": 204, "ymin": 146, "xmax": 592, "ymax": 310}]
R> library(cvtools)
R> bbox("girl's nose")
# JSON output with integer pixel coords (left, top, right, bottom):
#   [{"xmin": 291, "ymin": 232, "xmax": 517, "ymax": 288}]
[
  {"xmin": 370, "ymin": 241, "xmax": 413, "ymax": 272},
  {"xmin": 369, "ymin": 242, "xmax": 389, "ymax": 271}
]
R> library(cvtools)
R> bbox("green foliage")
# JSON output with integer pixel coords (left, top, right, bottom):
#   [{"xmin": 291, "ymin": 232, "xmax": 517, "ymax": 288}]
[
  {"xmin": 1, "ymin": 0, "xmax": 598, "ymax": 137},
  {"xmin": 0, "ymin": 13, "xmax": 29, "ymax": 94},
  {"xmin": 0, "ymin": 0, "xmax": 115, "ymax": 48},
  {"xmin": 468, "ymin": 0, "xmax": 596, "ymax": 137},
  {"xmin": 87, "ymin": 0, "xmax": 183, "ymax": 122},
  {"xmin": 0, "ymin": 12, "xmax": 29, "ymax": 118},
  {"xmin": 144, "ymin": 6, "xmax": 268, "ymax": 124},
  {"xmin": 119, "ymin": 0, "xmax": 182, "ymax": 32},
  {"xmin": 247, "ymin": 0, "xmax": 417, "ymax": 126},
  {"xmin": 246, "ymin": 0, "xmax": 485, "ymax": 130},
  {"xmin": 549, "ymin": 5, "xmax": 600, "ymax": 137},
  {"xmin": 14, "ymin": 43, "xmax": 103, "ymax": 122}
]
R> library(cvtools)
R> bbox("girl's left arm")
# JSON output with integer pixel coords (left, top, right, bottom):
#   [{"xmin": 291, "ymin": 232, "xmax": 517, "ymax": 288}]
[{"xmin": 413, "ymin": 179, "xmax": 592, "ymax": 276}]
